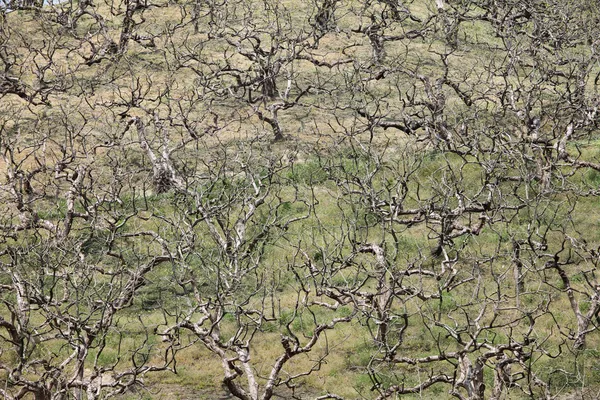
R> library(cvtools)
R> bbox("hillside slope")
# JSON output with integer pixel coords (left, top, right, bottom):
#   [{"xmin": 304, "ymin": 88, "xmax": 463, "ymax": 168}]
[{"xmin": 2, "ymin": 1, "xmax": 600, "ymax": 399}]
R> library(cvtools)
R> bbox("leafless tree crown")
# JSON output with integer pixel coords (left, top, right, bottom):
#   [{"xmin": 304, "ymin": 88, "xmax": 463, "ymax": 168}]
[{"xmin": 1, "ymin": 0, "xmax": 600, "ymax": 399}]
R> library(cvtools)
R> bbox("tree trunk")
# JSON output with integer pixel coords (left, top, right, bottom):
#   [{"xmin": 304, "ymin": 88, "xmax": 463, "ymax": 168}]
[
  {"xmin": 512, "ymin": 241, "xmax": 524, "ymax": 305},
  {"xmin": 458, "ymin": 356, "xmax": 486, "ymax": 400}
]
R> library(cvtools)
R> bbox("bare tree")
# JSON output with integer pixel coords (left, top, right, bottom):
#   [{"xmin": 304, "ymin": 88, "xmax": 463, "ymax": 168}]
[
  {"xmin": 0, "ymin": 104, "xmax": 178, "ymax": 399},
  {"xmin": 2, "ymin": 0, "xmax": 600, "ymax": 399}
]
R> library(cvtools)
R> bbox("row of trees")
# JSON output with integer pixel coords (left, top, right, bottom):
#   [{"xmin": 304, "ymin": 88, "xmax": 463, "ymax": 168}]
[{"xmin": 2, "ymin": 0, "xmax": 600, "ymax": 399}]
